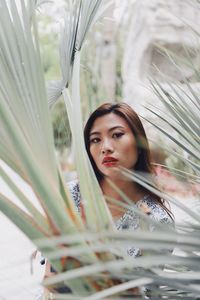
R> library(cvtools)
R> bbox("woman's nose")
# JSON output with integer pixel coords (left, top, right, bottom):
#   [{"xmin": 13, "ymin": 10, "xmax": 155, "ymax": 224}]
[{"xmin": 101, "ymin": 139, "xmax": 114, "ymax": 154}]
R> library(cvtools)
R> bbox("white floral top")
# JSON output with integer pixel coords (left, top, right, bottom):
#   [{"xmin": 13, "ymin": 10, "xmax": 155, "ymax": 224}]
[{"xmin": 67, "ymin": 180, "xmax": 174, "ymax": 258}]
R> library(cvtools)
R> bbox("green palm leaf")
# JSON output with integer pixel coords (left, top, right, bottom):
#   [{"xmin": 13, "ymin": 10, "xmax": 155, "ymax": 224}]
[
  {"xmin": 0, "ymin": 0, "xmax": 200, "ymax": 299},
  {"xmin": 47, "ymin": 0, "xmax": 112, "ymax": 107}
]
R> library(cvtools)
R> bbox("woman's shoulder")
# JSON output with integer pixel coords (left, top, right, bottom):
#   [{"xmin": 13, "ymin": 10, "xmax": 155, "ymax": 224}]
[
  {"xmin": 137, "ymin": 195, "xmax": 174, "ymax": 225},
  {"xmin": 66, "ymin": 179, "xmax": 81, "ymax": 210}
]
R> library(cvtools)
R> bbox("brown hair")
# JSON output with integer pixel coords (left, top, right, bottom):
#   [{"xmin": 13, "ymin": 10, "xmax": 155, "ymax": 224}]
[{"xmin": 84, "ymin": 102, "xmax": 173, "ymax": 219}]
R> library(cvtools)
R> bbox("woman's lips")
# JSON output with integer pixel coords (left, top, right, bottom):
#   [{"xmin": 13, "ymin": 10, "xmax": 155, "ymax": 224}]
[
  {"xmin": 102, "ymin": 157, "xmax": 118, "ymax": 166},
  {"xmin": 103, "ymin": 161, "xmax": 117, "ymax": 167}
]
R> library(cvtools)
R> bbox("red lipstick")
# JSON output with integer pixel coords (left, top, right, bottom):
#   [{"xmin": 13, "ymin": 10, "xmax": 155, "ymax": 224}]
[{"xmin": 102, "ymin": 156, "xmax": 118, "ymax": 166}]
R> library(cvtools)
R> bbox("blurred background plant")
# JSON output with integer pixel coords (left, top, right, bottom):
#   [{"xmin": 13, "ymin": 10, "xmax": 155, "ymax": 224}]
[
  {"xmin": 38, "ymin": 0, "xmax": 200, "ymax": 197},
  {"xmin": 38, "ymin": 0, "xmax": 124, "ymax": 151}
]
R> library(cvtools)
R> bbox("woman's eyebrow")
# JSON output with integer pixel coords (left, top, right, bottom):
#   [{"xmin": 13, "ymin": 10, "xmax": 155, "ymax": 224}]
[
  {"xmin": 90, "ymin": 131, "xmax": 100, "ymax": 137},
  {"xmin": 90, "ymin": 126, "xmax": 124, "ymax": 136},
  {"xmin": 108, "ymin": 126, "xmax": 124, "ymax": 132}
]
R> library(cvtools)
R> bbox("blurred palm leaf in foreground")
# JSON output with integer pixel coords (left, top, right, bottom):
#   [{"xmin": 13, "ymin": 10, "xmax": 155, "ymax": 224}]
[
  {"xmin": 0, "ymin": 0, "xmax": 115, "ymax": 296},
  {"xmin": 0, "ymin": 0, "xmax": 200, "ymax": 299}
]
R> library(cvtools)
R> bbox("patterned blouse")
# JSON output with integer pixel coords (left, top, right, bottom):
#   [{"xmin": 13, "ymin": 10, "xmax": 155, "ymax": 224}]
[
  {"xmin": 37, "ymin": 180, "xmax": 174, "ymax": 298},
  {"xmin": 67, "ymin": 180, "xmax": 174, "ymax": 258}
]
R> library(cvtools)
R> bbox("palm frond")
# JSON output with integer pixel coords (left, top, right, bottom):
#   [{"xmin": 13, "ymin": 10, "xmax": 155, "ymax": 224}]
[
  {"xmin": 1, "ymin": 0, "xmax": 200, "ymax": 299},
  {"xmin": 47, "ymin": 0, "xmax": 111, "ymax": 107},
  {"xmin": 62, "ymin": 51, "xmax": 114, "ymax": 231},
  {"xmin": 144, "ymin": 78, "xmax": 200, "ymax": 177},
  {"xmin": 0, "ymin": 0, "xmax": 87, "ymax": 272}
]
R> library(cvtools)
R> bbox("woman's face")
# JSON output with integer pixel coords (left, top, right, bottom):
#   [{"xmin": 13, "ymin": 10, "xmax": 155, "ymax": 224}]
[{"xmin": 89, "ymin": 113, "xmax": 138, "ymax": 179}]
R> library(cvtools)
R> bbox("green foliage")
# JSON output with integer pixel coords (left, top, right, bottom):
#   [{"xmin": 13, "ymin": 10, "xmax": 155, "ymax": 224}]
[
  {"xmin": 81, "ymin": 34, "xmax": 108, "ymax": 119},
  {"xmin": 38, "ymin": 15, "xmax": 61, "ymax": 80},
  {"xmin": 37, "ymin": 13, "xmax": 66, "ymax": 151},
  {"xmin": 51, "ymin": 99, "xmax": 71, "ymax": 150},
  {"xmin": 0, "ymin": 1, "xmax": 200, "ymax": 299},
  {"xmin": 165, "ymin": 149, "xmax": 198, "ymax": 181}
]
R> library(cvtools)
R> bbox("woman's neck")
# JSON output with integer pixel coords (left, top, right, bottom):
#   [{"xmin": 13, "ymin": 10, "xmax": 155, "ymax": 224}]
[{"xmin": 100, "ymin": 178, "xmax": 146, "ymax": 219}]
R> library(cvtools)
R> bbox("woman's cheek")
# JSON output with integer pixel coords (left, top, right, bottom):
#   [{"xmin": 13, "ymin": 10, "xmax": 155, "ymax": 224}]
[{"xmin": 90, "ymin": 146, "xmax": 99, "ymax": 165}]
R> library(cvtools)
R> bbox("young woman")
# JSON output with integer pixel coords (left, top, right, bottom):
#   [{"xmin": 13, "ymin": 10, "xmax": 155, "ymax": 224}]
[
  {"xmin": 70, "ymin": 102, "xmax": 173, "ymax": 232},
  {"xmin": 43, "ymin": 102, "xmax": 174, "ymax": 294}
]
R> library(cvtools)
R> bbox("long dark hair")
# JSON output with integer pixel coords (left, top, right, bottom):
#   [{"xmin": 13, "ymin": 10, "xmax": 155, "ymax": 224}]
[{"xmin": 84, "ymin": 102, "xmax": 173, "ymax": 219}]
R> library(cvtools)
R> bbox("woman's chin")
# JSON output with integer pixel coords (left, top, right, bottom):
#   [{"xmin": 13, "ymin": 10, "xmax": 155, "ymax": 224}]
[{"xmin": 103, "ymin": 168, "xmax": 123, "ymax": 180}]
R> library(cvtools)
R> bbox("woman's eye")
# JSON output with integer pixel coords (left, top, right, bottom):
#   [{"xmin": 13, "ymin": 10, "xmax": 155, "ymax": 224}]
[
  {"xmin": 90, "ymin": 137, "xmax": 100, "ymax": 144},
  {"xmin": 113, "ymin": 132, "xmax": 124, "ymax": 139}
]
